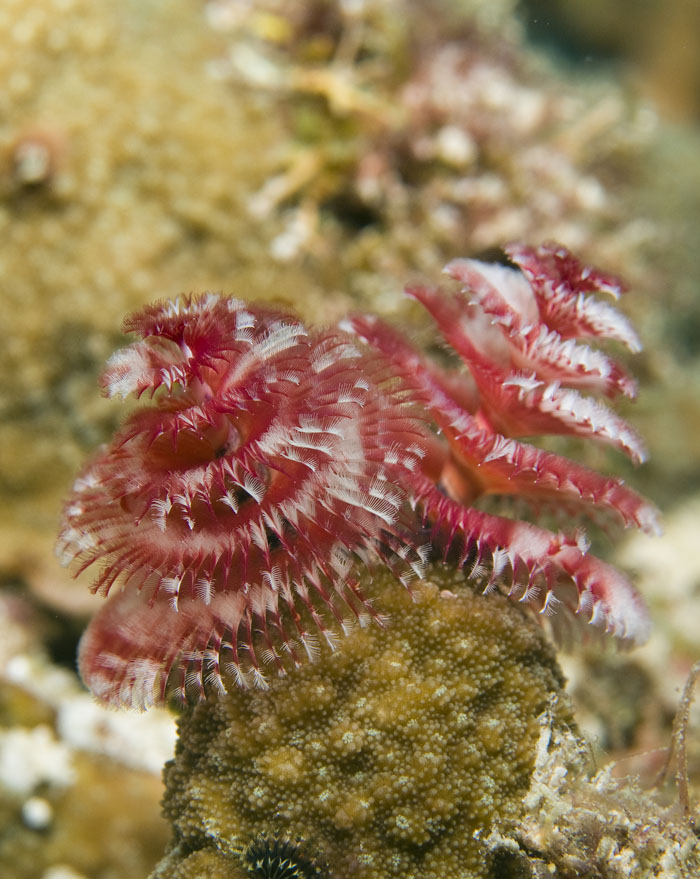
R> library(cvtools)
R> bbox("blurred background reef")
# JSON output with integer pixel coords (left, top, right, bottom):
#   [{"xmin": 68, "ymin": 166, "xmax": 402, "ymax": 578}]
[{"xmin": 0, "ymin": 1, "xmax": 699, "ymax": 877}]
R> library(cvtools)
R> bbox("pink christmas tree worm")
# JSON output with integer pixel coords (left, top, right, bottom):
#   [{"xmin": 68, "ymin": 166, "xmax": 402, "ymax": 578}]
[{"xmin": 57, "ymin": 244, "xmax": 658, "ymax": 708}]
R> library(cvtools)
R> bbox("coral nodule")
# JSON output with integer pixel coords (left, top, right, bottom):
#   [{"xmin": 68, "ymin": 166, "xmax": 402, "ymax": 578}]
[{"xmin": 57, "ymin": 243, "xmax": 658, "ymax": 709}]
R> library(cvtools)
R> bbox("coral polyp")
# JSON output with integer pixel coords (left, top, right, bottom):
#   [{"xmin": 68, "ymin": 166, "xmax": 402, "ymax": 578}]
[
  {"xmin": 153, "ymin": 572, "xmax": 573, "ymax": 879},
  {"xmin": 57, "ymin": 244, "xmax": 658, "ymax": 708}
]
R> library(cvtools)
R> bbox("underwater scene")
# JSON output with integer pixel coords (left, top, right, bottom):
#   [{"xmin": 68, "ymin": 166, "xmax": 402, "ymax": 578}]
[{"xmin": 1, "ymin": 1, "xmax": 699, "ymax": 877}]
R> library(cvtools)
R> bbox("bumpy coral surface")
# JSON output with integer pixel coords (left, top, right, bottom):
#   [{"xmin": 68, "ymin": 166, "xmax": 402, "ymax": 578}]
[
  {"xmin": 57, "ymin": 245, "xmax": 656, "ymax": 708},
  {"xmin": 152, "ymin": 570, "xmax": 573, "ymax": 879},
  {"xmin": 0, "ymin": 0, "xmax": 296, "ymax": 568}
]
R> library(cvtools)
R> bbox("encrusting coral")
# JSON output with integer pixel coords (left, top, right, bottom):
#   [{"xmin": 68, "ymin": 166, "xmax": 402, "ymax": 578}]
[
  {"xmin": 0, "ymin": 0, "xmax": 300, "ymax": 582},
  {"xmin": 152, "ymin": 570, "xmax": 574, "ymax": 879},
  {"xmin": 57, "ymin": 244, "xmax": 657, "ymax": 708}
]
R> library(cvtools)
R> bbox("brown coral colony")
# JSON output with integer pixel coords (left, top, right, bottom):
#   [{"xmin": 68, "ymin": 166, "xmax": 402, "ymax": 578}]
[{"xmin": 57, "ymin": 243, "xmax": 658, "ymax": 708}]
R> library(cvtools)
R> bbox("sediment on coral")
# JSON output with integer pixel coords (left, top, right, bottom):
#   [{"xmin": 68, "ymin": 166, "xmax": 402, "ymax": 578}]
[
  {"xmin": 487, "ymin": 717, "xmax": 700, "ymax": 879},
  {"xmin": 151, "ymin": 567, "xmax": 575, "ymax": 879}
]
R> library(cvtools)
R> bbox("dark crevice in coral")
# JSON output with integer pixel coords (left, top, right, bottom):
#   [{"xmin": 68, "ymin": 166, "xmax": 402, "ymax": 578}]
[
  {"xmin": 321, "ymin": 191, "xmax": 383, "ymax": 233},
  {"xmin": 519, "ymin": 1, "xmax": 624, "ymax": 67},
  {"xmin": 487, "ymin": 843, "xmax": 551, "ymax": 879}
]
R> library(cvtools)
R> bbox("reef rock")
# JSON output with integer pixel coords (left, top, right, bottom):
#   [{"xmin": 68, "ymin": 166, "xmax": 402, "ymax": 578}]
[{"xmin": 152, "ymin": 568, "xmax": 574, "ymax": 879}]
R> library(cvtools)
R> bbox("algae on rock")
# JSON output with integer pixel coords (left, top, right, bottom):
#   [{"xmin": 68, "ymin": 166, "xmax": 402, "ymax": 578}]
[{"xmin": 488, "ymin": 718, "xmax": 700, "ymax": 879}]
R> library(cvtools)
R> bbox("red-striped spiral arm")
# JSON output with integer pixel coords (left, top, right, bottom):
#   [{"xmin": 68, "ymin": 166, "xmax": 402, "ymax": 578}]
[{"xmin": 58, "ymin": 245, "xmax": 658, "ymax": 708}]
